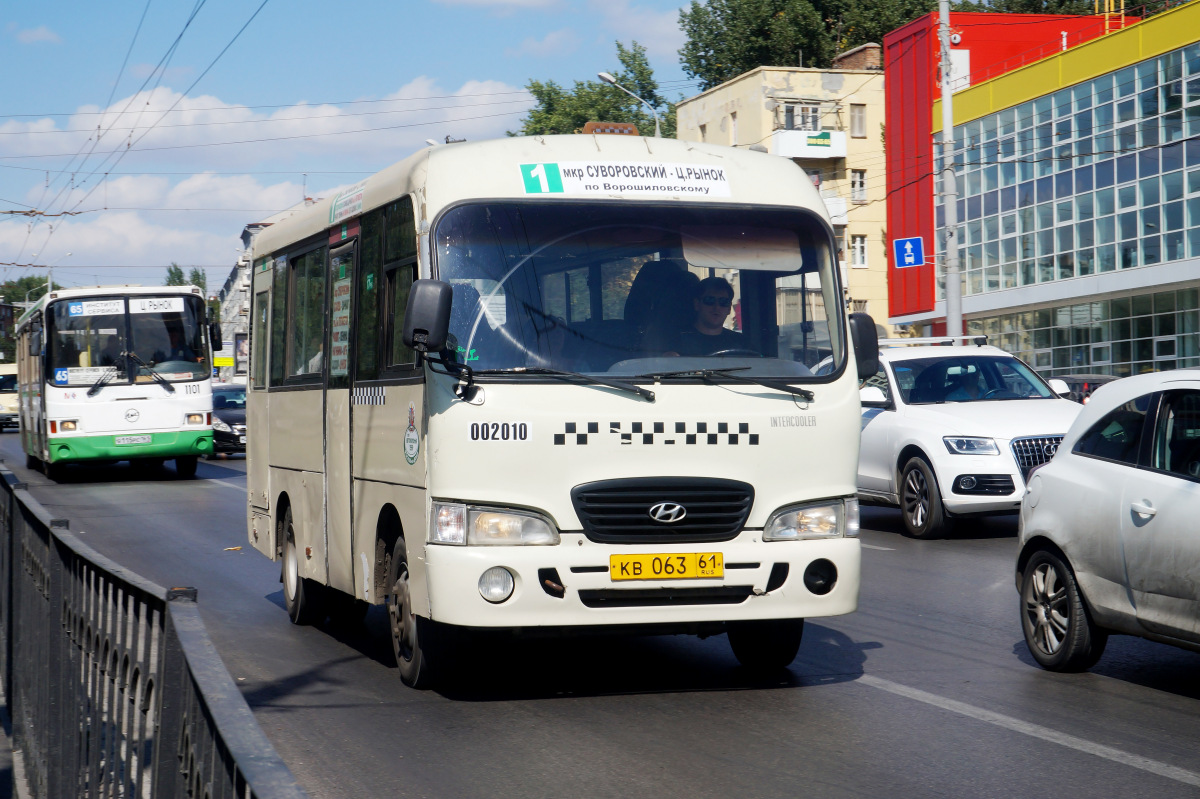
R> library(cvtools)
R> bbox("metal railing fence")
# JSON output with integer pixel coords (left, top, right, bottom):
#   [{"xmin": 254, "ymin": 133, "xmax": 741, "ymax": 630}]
[{"xmin": 0, "ymin": 469, "xmax": 308, "ymax": 799}]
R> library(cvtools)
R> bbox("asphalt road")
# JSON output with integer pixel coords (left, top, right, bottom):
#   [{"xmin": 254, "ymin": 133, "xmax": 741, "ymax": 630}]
[{"xmin": 5, "ymin": 434, "xmax": 1200, "ymax": 799}]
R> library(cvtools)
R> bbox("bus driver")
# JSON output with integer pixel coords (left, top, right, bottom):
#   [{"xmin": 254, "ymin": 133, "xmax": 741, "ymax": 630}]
[{"xmin": 669, "ymin": 276, "xmax": 747, "ymax": 357}]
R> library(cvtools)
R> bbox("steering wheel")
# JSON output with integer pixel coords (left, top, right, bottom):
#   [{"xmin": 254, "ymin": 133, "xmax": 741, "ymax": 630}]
[
  {"xmin": 707, "ymin": 348, "xmax": 762, "ymax": 358},
  {"xmin": 983, "ymin": 388, "xmax": 1020, "ymax": 399}
]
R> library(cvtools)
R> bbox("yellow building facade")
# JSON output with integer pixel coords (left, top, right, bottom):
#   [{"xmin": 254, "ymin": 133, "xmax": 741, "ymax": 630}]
[{"xmin": 675, "ymin": 55, "xmax": 889, "ymax": 330}]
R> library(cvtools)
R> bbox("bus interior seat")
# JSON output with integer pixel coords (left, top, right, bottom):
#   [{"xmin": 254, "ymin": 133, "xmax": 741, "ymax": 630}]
[{"xmin": 624, "ymin": 259, "xmax": 699, "ymax": 353}]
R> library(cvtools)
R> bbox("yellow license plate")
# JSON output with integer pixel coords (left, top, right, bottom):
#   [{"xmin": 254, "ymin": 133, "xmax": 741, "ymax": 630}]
[{"xmin": 609, "ymin": 552, "xmax": 724, "ymax": 581}]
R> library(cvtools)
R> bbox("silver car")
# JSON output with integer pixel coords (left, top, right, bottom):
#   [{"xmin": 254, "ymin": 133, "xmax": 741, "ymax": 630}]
[{"xmin": 1016, "ymin": 368, "xmax": 1200, "ymax": 671}]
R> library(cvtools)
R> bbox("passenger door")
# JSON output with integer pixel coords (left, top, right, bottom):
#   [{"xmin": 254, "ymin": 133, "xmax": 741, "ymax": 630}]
[
  {"xmin": 1119, "ymin": 389, "xmax": 1200, "ymax": 642},
  {"xmin": 324, "ymin": 240, "xmax": 356, "ymax": 596}
]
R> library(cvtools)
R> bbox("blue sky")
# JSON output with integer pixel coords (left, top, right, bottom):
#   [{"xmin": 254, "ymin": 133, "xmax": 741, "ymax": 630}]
[{"xmin": 0, "ymin": 0, "xmax": 697, "ymax": 291}]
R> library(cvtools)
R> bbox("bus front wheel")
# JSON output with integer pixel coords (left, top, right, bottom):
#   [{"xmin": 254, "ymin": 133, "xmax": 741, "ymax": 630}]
[
  {"xmin": 386, "ymin": 537, "xmax": 438, "ymax": 689},
  {"xmin": 282, "ymin": 508, "xmax": 324, "ymax": 625},
  {"xmin": 175, "ymin": 456, "xmax": 198, "ymax": 478},
  {"xmin": 727, "ymin": 619, "xmax": 804, "ymax": 671}
]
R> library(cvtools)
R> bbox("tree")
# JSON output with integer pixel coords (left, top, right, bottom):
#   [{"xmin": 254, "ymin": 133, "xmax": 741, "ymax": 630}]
[
  {"xmin": 164, "ymin": 263, "xmax": 186, "ymax": 286},
  {"xmin": 514, "ymin": 42, "xmax": 677, "ymax": 137},
  {"xmin": 0, "ymin": 275, "xmax": 60, "ymax": 304},
  {"xmin": 679, "ymin": 0, "xmax": 937, "ymax": 89},
  {"xmin": 187, "ymin": 267, "xmax": 207, "ymax": 293}
]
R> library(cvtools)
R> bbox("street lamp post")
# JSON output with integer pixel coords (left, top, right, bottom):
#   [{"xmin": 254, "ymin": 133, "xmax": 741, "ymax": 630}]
[
  {"xmin": 597, "ymin": 72, "xmax": 661, "ymax": 138},
  {"xmin": 29, "ymin": 251, "xmax": 71, "ymax": 299}
]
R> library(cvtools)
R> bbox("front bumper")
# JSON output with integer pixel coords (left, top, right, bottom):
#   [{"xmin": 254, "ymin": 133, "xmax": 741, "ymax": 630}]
[
  {"xmin": 422, "ymin": 531, "xmax": 860, "ymax": 629},
  {"xmin": 0, "ymin": 413, "xmax": 15, "ymax": 429},
  {"xmin": 934, "ymin": 453, "xmax": 1025, "ymax": 514},
  {"xmin": 213, "ymin": 427, "xmax": 246, "ymax": 453},
  {"xmin": 46, "ymin": 430, "xmax": 213, "ymax": 463}
]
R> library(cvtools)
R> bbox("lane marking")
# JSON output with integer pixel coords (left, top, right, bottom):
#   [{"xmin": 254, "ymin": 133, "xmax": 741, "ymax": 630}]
[
  {"xmin": 861, "ymin": 543, "xmax": 894, "ymax": 551},
  {"xmin": 206, "ymin": 479, "xmax": 247, "ymax": 494},
  {"xmin": 859, "ymin": 674, "xmax": 1200, "ymax": 787}
]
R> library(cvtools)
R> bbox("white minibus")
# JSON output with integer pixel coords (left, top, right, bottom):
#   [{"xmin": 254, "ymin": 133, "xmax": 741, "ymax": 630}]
[{"xmin": 246, "ymin": 134, "xmax": 878, "ymax": 687}]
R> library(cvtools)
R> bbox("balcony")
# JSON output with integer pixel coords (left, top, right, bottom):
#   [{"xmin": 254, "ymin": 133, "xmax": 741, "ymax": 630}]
[{"xmin": 771, "ymin": 129, "xmax": 847, "ymax": 160}]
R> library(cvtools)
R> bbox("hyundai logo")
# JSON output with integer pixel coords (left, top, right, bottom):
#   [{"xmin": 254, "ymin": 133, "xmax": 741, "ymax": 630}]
[
  {"xmin": 648, "ymin": 502, "xmax": 687, "ymax": 523},
  {"xmin": 1043, "ymin": 442, "xmax": 1059, "ymax": 458},
  {"xmin": 125, "ymin": 409, "xmax": 140, "ymax": 423}
]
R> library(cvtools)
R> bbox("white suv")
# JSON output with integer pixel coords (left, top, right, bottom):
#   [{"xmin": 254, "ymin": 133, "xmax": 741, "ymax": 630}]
[{"xmin": 857, "ymin": 338, "xmax": 1082, "ymax": 538}]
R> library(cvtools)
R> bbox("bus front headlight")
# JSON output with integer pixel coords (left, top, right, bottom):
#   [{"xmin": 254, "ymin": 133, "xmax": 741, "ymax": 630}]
[
  {"xmin": 763, "ymin": 499, "xmax": 858, "ymax": 540},
  {"xmin": 430, "ymin": 502, "xmax": 559, "ymax": 546},
  {"xmin": 186, "ymin": 413, "xmax": 206, "ymax": 425}
]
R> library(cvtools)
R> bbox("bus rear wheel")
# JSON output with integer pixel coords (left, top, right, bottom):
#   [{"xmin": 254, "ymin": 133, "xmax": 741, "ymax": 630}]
[
  {"xmin": 175, "ymin": 456, "xmax": 198, "ymax": 478},
  {"xmin": 386, "ymin": 537, "xmax": 438, "ymax": 689},
  {"xmin": 282, "ymin": 507, "xmax": 324, "ymax": 625}
]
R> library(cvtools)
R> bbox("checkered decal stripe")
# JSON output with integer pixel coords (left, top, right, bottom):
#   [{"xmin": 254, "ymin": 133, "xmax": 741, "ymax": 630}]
[
  {"xmin": 352, "ymin": 386, "xmax": 387, "ymax": 406},
  {"xmin": 553, "ymin": 421, "xmax": 758, "ymax": 446}
]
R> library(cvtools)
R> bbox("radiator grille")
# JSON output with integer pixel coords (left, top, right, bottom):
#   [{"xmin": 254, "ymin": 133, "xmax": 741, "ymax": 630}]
[
  {"xmin": 1010, "ymin": 436, "xmax": 1064, "ymax": 481},
  {"xmin": 571, "ymin": 477, "xmax": 754, "ymax": 544}
]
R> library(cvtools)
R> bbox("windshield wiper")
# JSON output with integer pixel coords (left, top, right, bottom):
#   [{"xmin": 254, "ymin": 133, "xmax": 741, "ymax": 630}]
[
  {"xmin": 477, "ymin": 366, "xmax": 654, "ymax": 402},
  {"xmin": 86, "ymin": 354, "xmax": 125, "ymax": 397},
  {"xmin": 645, "ymin": 367, "xmax": 815, "ymax": 402},
  {"xmin": 125, "ymin": 351, "xmax": 176, "ymax": 394}
]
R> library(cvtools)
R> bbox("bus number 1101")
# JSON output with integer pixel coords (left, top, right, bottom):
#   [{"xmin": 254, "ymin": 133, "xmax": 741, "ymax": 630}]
[{"xmin": 470, "ymin": 422, "xmax": 528, "ymax": 442}]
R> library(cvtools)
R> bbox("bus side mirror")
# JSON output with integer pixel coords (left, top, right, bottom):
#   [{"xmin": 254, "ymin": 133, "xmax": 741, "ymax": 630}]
[
  {"xmin": 403, "ymin": 280, "xmax": 453, "ymax": 354},
  {"xmin": 210, "ymin": 323, "xmax": 223, "ymax": 351},
  {"xmin": 29, "ymin": 332, "xmax": 41, "ymax": 357},
  {"xmin": 849, "ymin": 312, "xmax": 879, "ymax": 381}
]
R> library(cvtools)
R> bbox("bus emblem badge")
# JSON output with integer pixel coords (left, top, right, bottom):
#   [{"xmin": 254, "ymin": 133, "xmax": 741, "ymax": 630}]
[
  {"xmin": 404, "ymin": 402, "xmax": 420, "ymax": 465},
  {"xmin": 125, "ymin": 409, "xmax": 140, "ymax": 423},
  {"xmin": 648, "ymin": 502, "xmax": 687, "ymax": 524}
]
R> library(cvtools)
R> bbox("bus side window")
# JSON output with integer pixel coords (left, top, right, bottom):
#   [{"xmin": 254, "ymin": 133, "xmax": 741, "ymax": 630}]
[
  {"xmin": 386, "ymin": 265, "xmax": 416, "ymax": 368},
  {"xmin": 252, "ymin": 289, "xmax": 269, "ymax": 388},
  {"xmin": 382, "ymin": 196, "xmax": 418, "ymax": 373},
  {"xmin": 356, "ymin": 208, "xmax": 384, "ymax": 381},
  {"xmin": 269, "ymin": 256, "xmax": 288, "ymax": 386},
  {"xmin": 287, "ymin": 246, "xmax": 327, "ymax": 378}
]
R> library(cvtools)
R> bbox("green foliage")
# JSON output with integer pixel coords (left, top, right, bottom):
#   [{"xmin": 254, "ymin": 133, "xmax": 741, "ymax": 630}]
[
  {"xmin": 0, "ymin": 275, "xmax": 59, "ymax": 304},
  {"xmin": 164, "ymin": 263, "xmax": 186, "ymax": 286},
  {"xmin": 679, "ymin": 0, "xmax": 937, "ymax": 89},
  {"xmin": 515, "ymin": 42, "xmax": 677, "ymax": 137},
  {"xmin": 187, "ymin": 267, "xmax": 207, "ymax": 293}
]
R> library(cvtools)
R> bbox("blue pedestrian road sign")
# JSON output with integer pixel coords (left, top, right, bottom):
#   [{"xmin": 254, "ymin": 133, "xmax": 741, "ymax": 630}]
[{"xmin": 893, "ymin": 236, "xmax": 925, "ymax": 268}]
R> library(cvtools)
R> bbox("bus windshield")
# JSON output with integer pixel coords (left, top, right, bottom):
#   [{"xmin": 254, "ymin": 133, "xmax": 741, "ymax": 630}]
[
  {"xmin": 47, "ymin": 295, "xmax": 209, "ymax": 386},
  {"xmin": 434, "ymin": 202, "xmax": 844, "ymax": 379}
]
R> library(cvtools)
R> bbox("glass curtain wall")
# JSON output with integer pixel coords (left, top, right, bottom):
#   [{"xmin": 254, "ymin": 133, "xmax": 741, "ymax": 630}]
[{"xmin": 933, "ymin": 42, "xmax": 1200, "ymax": 298}]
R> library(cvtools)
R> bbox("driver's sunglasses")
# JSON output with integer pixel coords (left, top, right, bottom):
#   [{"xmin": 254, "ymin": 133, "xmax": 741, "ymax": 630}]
[{"xmin": 700, "ymin": 295, "xmax": 732, "ymax": 308}]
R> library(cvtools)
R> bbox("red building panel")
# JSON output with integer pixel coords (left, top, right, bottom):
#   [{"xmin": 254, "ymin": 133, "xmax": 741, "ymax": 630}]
[{"xmin": 884, "ymin": 12, "xmax": 1132, "ymax": 320}]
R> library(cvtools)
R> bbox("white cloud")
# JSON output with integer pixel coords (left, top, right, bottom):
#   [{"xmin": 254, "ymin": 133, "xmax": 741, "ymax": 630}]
[
  {"xmin": 15, "ymin": 25, "xmax": 61, "ymax": 45},
  {"xmin": 0, "ymin": 76, "xmax": 537, "ymax": 279},
  {"xmin": 589, "ymin": 0, "xmax": 684, "ymax": 58},
  {"xmin": 505, "ymin": 28, "xmax": 580, "ymax": 58}
]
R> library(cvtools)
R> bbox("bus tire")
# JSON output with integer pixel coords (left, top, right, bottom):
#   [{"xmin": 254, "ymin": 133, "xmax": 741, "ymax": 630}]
[
  {"xmin": 282, "ymin": 507, "xmax": 324, "ymax": 625},
  {"xmin": 25, "ymin": 452, "xmax": 38, "ymax": 471},
  {"xmin": 386, "ymin": 537, "xmax": 437, "ymax": 689},
  {"xmin": 727, "ymin": 619, "xmax": 804, "ymax": 671},
  {"xmin": 42, "ymin": 459, "xmax": 63, "ymax": 482},
  {"xmin": 175, "ymin": 456, "xmax": 198, "ymax": 478}
]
